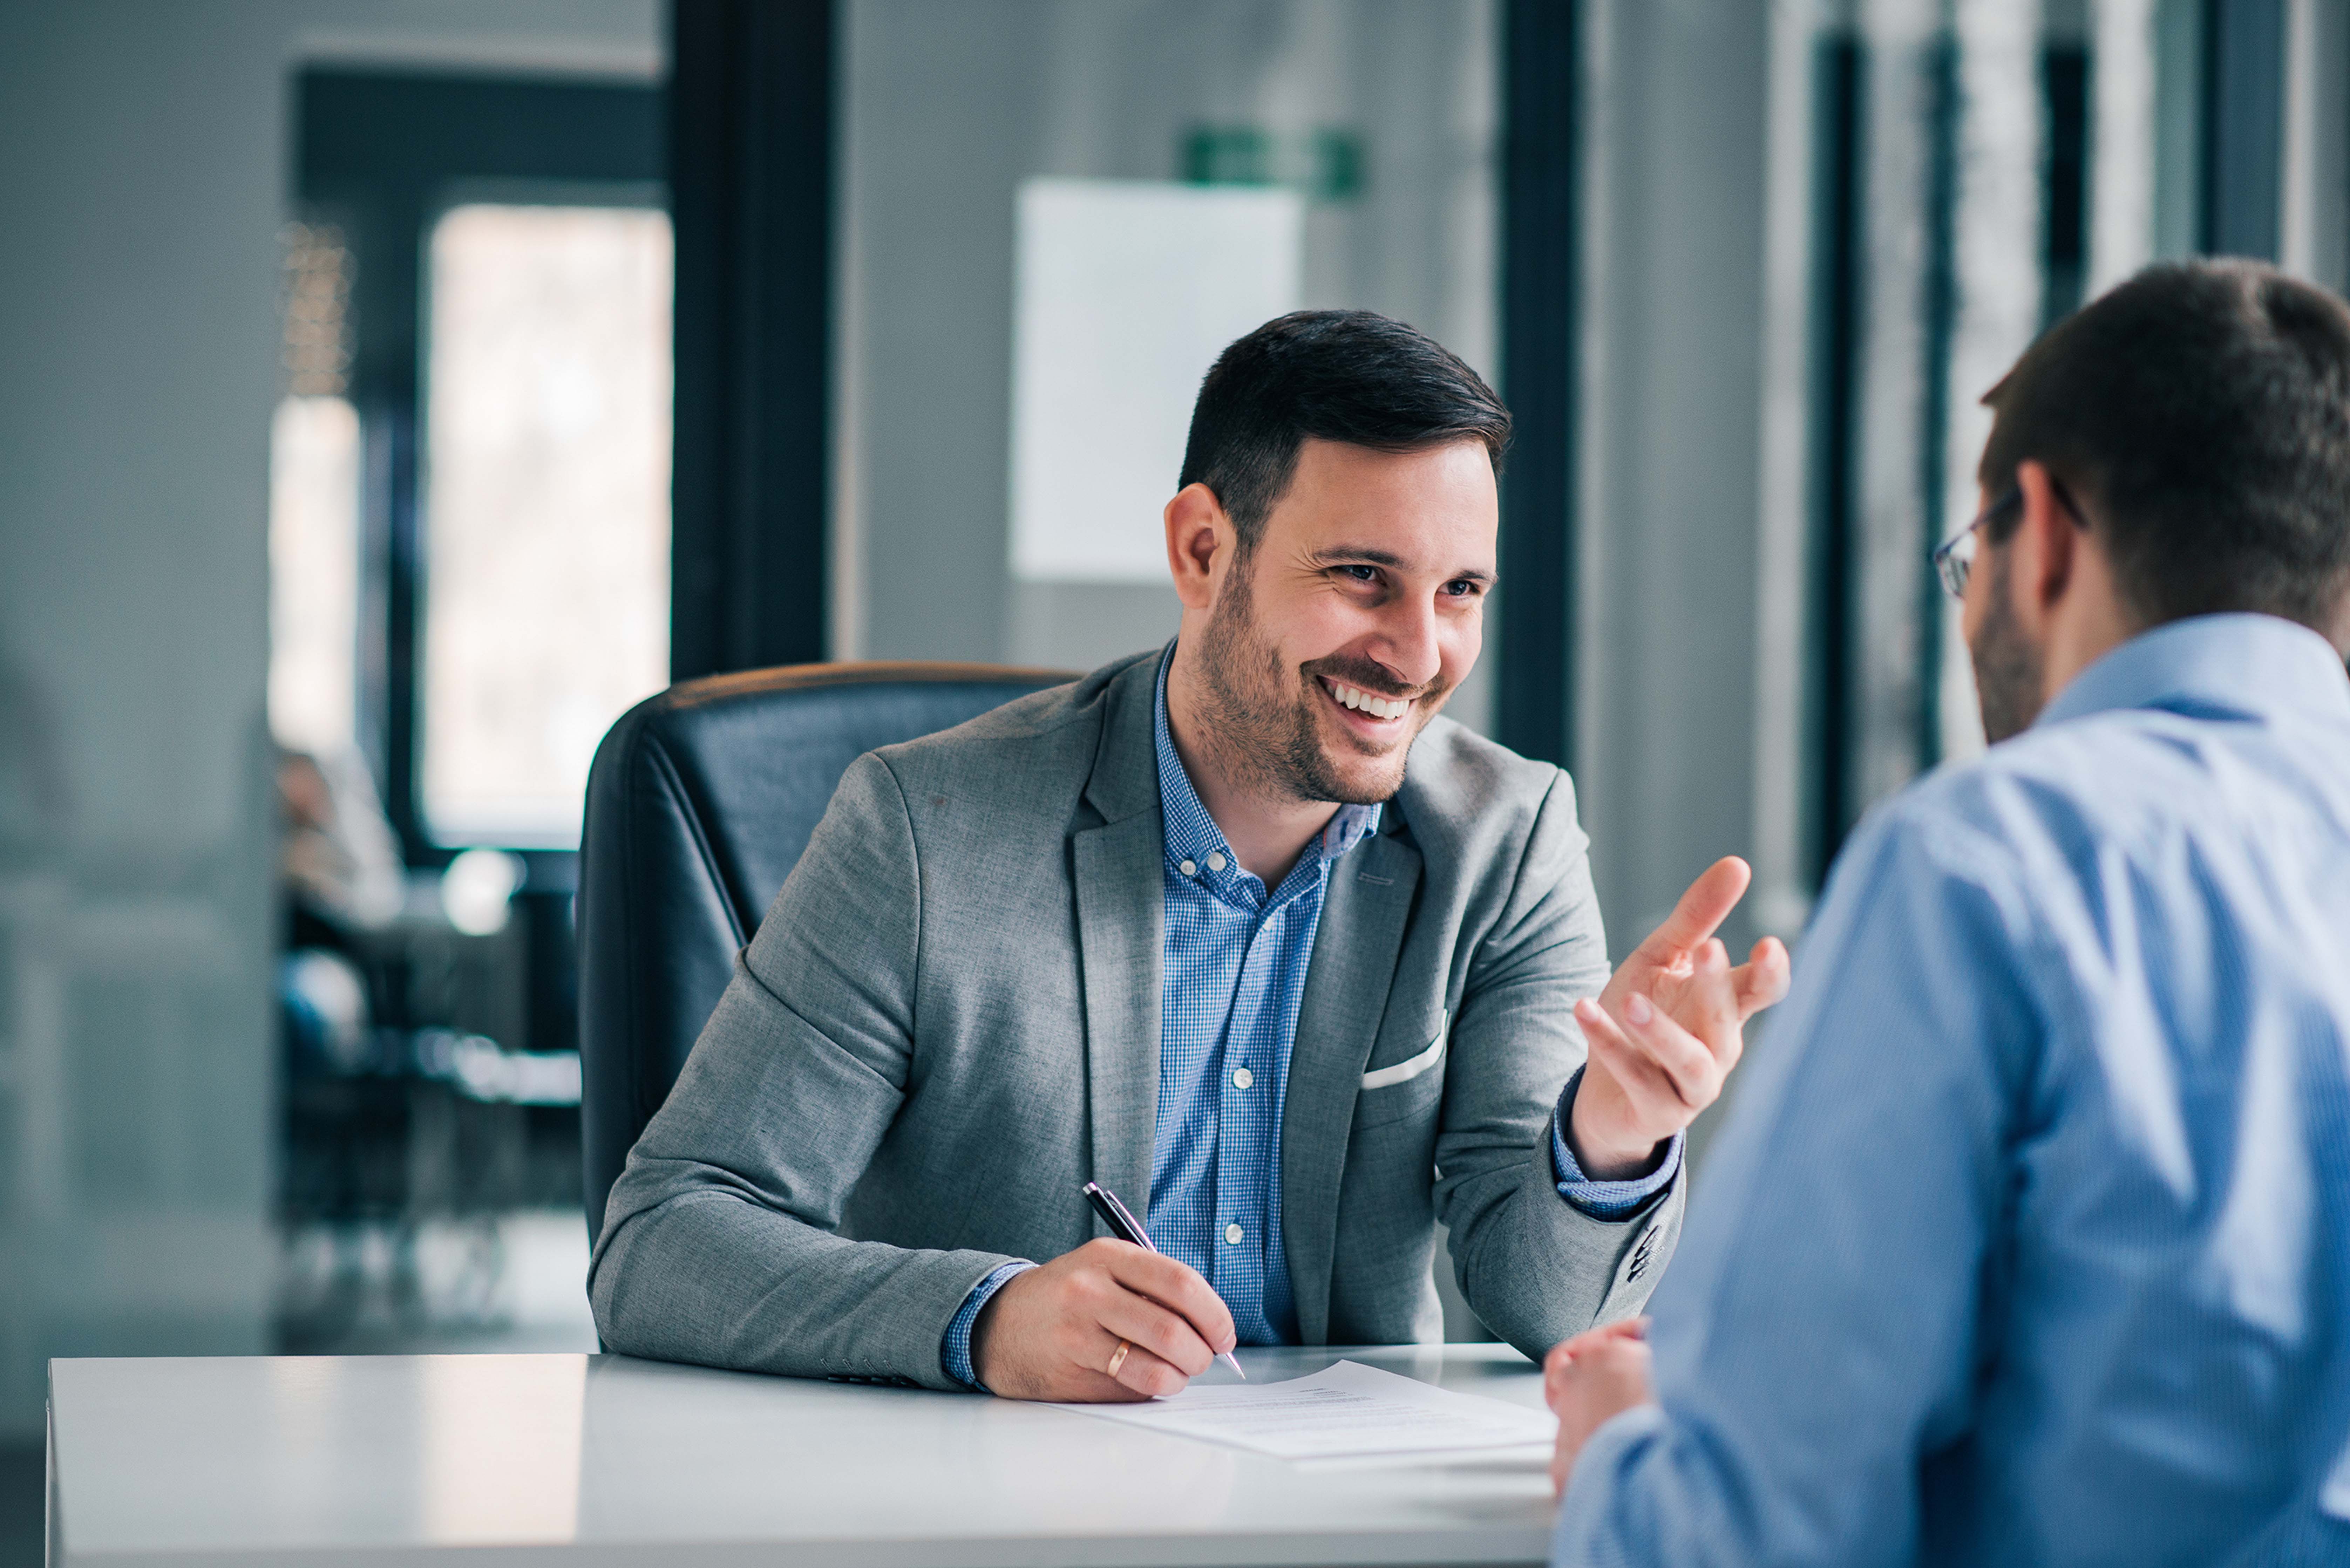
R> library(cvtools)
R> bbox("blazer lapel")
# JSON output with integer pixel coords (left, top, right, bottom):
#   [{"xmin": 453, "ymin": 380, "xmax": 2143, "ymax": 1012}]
[
  {"xmin": 1073, "ymin": 657, "xmax": 1167, "ymax": 1221},
  {"xmin": 1282, "ymin": 822, "xmax": 1422, "ymax": 1344}
]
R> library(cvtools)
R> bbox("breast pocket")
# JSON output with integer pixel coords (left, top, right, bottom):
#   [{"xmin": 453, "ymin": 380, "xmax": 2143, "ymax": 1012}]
[{"xmin": 1355, "ymin": 1011, "xmax": 1447, "ymax": 1131}]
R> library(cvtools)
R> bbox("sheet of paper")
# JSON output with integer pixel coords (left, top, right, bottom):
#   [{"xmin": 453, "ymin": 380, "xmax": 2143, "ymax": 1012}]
[{"xmin": 1046, "ymin": 1359, "xmax": 1557, "ymax": 1460}]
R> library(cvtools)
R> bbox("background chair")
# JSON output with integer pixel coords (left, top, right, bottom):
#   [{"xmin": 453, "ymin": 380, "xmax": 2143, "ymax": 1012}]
[{"xmin": 577, "ymin": 661, "xmax": 1073, "ymax": 1240}]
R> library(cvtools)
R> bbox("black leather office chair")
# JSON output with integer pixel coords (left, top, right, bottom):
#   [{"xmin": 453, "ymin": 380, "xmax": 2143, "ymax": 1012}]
[{"xmin": 577, "ymin": 661, "xmax": 1074, "ymax": 1239}]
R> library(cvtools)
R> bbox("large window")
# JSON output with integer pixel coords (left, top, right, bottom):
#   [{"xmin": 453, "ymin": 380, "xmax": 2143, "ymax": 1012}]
[{"xmin": 421, "ymin": 203, "xmax": 672, "ymax": 845}]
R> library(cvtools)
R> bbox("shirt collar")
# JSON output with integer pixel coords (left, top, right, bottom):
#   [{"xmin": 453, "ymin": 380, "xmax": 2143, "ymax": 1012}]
[
  {"xmin": 1152, "ymin": 643, "xmax": 1381, "ymax": 895},
  {"xmin": 2037, "ymin": 612, "xmax": 2350, "ymax": 731}
]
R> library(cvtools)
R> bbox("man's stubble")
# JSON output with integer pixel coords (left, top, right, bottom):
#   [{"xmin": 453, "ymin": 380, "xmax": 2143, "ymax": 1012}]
[
  {"xmin": 1190, "ymin": 549, "xmax": 1447, "ymax": 808},
  {"xmin": 1970, "ymin": 547, "xmax": 2046, "ymax": 745}
]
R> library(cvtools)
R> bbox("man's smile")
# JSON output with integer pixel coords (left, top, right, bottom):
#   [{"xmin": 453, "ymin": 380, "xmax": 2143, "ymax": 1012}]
[{"xmin": 1318, "ymin": 673, "xmax": 1414, "ymax": 730}]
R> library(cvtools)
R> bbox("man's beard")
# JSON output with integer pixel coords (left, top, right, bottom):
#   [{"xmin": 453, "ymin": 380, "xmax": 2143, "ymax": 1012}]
[
  {"xmin": 1969, "ymin": 550, "xmax": 2046, "ymax": 744},
  {"xmin": 1190, "ymin": 558, "xmax": 1448, "ymax": 807}
]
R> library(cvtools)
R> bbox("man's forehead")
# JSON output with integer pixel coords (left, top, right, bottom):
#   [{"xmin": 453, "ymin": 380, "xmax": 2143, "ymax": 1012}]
[{"xmin": 1276, "ymin": 439, "xmax": 1497, "ymax": 561}]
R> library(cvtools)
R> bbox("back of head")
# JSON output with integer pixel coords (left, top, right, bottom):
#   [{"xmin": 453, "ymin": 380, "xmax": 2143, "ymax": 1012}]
[
  {"xmin": 1180, "ymin": 309, "xmax": 1510, "ymax": 551},
  {"xmin": 1981, "ymin": 259, "xmax": 2350, "ymax": 648}
]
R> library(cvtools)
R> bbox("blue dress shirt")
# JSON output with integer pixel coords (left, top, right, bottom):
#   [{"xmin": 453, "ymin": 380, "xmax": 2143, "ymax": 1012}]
[
  {"xmin": 944, "ymin": 644, "xmax": 1677, "ymax": 1386},
  {"xmin": 1557, "ymin": 614, "xmax": 2350, "ymax": 1566}
]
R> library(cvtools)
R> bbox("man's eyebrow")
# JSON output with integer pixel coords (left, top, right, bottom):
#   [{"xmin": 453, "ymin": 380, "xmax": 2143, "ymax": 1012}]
[{"xmin": 1309, "ymin": 544, "xmax": 1497, "ymax": 583}]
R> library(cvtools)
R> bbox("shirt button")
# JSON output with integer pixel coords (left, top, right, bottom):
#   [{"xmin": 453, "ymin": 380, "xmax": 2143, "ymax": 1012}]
[
  {"xmin": 1225, "ymin": 1223, "xmax": 1244, "ymax": 1245},
  {"xmin": 1207, "ymin": 852, "xmax": 1227, "ymax": 872},
  {"xmin": 1179, "ymin": 859, "xmax": 1197, "ymax": 876},
  {"xmin": 1231, "ymin": 1066, "xmax": 1254, "ymax": 1089}
]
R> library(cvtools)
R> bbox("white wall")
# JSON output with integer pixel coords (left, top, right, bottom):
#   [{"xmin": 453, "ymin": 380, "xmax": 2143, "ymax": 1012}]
[{"xmin": 0, "ymin": 0, "xmax": 657, "ymax": 1440}]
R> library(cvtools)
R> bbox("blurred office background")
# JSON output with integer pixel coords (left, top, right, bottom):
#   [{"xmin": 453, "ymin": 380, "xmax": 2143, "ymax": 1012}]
[{"xmin": 0, "ymin": 0, "xmax": 2342, "ymax": 1557}]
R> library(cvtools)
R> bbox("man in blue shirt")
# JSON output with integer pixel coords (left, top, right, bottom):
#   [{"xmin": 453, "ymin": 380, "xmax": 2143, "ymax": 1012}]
[{"xmin": 1545, "ymin": 261, "xmax": 2350, "ymax": 1562}]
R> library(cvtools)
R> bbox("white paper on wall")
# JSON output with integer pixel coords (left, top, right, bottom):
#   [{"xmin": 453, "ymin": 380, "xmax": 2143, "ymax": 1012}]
[{"xmin": 1009, "ymin": 177, "xmax": 1305, "ymax": 584}]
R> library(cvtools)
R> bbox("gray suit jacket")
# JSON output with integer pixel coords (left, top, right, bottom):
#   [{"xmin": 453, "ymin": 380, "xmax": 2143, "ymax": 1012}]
[{"xmin": 589, "ymin": 650, "xmax": 1682, "ymax": 1389}]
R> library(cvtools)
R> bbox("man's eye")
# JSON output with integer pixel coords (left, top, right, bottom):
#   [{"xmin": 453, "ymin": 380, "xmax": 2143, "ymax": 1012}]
[
  {"xmin": 1444, "ymin": 579, "xmax": 1484, "ymax": 598},
  {"xmin": 1338, "ymin": 564, "xmax": 1380, "ymax": 584}
]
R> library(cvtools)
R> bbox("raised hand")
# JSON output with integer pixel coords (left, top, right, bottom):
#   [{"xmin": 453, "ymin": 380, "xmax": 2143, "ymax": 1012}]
[
  {"xmin": 971, "ymin": 1238, "xmax": 1238, "ymax": 1401},
  {"xmin": 1567, "ymin": 857, "xmax": 1791, "ymax": 1179}
]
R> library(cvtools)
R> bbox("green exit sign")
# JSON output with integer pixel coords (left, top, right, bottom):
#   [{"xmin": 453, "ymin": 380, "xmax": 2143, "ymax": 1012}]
[{"xmin": 1181, "ymin": 125, "xmax": 1364, "ymax": 202}]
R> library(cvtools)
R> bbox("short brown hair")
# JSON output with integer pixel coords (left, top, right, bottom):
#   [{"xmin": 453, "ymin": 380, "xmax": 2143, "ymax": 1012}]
[
  {"xmin": 1180, "ymin": 311, "xmax": 1511, "ymax": 551},
  {"xmin": 1979, "ymin": 259, "xmax": 2350, "ymax": 643}
]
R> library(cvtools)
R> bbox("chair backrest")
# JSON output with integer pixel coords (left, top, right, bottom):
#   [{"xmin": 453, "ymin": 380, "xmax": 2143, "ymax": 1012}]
[{"xmin": 577, "ymin": 661, "xmax": 1073, "ymax": 1238}]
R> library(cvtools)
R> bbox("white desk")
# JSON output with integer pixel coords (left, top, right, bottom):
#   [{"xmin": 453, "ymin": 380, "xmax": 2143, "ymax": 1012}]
[{"xmin": 47, "ymin": 1344, "xmax": 1558, "ymax": 1566}]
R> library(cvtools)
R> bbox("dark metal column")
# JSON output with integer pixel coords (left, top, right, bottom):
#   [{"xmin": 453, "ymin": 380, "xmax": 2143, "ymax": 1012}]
[
  {"xmin": 1808, "ymin": 33, "xmax": 1865, "ymax": 886},
  {"xmin": 1496, "ymin": 0, "xmax": 1580, "ymax": 771},
  {"xmin": 2202, "ymin": 0, "xmax": 2287, "ymax": 258},
  {"xmin": 669, "ymin": 0, "xmax": 835, "ymax": 680}
]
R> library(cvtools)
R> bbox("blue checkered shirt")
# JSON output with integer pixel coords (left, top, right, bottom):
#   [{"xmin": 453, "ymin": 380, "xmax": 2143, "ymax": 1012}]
[{"xmin": 942, "ymin": 645, "xmax": 1677, "ymax": 1388}]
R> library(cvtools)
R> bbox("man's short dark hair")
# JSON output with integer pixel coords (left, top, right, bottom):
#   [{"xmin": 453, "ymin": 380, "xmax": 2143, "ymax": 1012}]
[
  {"xmin": 1980, "ymin": 259, "xmax": 2350, "ymax": 642},
  {"xmin": 1179, "ymin": 310, "xmax": 1511, "ymax": 549}
]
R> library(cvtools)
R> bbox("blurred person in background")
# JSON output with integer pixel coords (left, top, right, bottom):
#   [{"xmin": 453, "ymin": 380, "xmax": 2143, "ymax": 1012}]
[
  {"xmin": 278, "ymin": 745, "xmax": 404, "ymax": 938},
  {"xmin": 1545, "ymin": 259, "xmax": 2350, "ymax": 1564},
  {"xmin": 277, "ymin": 745, "xmax": 402, "ymax": 1075}
]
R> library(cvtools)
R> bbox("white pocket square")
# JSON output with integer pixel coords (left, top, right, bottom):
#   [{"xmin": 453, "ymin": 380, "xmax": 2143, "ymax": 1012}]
[{"xmin": 1360, "ymin": 1018, "xmax": 1447, "ymax": 1091}]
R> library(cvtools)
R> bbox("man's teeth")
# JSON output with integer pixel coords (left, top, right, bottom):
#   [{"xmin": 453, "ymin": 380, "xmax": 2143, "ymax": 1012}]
[{"xmin": 1325, "ymin": 679, "xmax": 1410, "ymax": 720}]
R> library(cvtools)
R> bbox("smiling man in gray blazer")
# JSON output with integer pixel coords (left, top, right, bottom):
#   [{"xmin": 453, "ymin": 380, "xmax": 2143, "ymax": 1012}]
[{"xmin": 590, "ymin": 311, "xmax": 1788, "ymax": 1400}]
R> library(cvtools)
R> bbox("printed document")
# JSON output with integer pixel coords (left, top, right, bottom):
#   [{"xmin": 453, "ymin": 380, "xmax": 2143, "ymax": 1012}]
[{"xmin": 1046, "ymin": 1359, "xmax": 1556, "ymax": 1460}]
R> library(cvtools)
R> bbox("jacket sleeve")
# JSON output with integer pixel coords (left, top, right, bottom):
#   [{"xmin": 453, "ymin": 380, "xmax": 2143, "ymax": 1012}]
[
  {"xmin": 586, "ymin": 752, "xmax": 1018, "ymax": 1390},
  {"xmin": 1434, "ymin": 768, "xmax": 1685, "ymax": 1358}
]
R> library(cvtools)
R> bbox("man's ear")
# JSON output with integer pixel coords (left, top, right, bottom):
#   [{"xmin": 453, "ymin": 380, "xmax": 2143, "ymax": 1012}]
[
  {"xmin": 1164, "ymin": 482, "xmax": 1231, "ymax": 612},
  {"xmin": 2011, "ymin": 458, "xmax": 2078, "ymax": 622}
]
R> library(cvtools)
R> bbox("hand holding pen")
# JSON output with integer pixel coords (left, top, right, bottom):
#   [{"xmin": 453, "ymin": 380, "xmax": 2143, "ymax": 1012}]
[
  {"xmin": 1084, "ymin": 1181, "xmax": 1247, "ymax": 1379},
  {"xmin": 966, "ymin": 1184, "xmax": 1243, "ymax": 1401}
]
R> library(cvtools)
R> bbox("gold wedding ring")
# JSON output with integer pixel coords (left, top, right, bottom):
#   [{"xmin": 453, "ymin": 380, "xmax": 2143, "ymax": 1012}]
[{"xmin": 1106, "ymin": 1340, "xmax": 1132, "ymax": 1378}]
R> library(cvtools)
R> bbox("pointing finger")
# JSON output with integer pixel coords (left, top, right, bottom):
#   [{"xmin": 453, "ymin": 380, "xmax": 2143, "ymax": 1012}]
[{"xmin": 1633, "ymin": 857, "xmax": 1752, "ymax": 969}]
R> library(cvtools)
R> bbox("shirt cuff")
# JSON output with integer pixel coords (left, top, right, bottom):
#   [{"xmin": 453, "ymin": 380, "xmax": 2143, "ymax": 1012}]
[
  {"xmin": 941, "ymin": 1260, "xmax": 1037, "ymax": 1391},
  {"xmin": 1552, "ymin": 1065, "xmax": 1682, "ymax": 1219}
]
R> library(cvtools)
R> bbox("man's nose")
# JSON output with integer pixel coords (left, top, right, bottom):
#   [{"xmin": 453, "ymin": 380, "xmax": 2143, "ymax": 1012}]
[{"xmin": 1367, "ymin": 594, "xmax": 1444, "ymax": 690}]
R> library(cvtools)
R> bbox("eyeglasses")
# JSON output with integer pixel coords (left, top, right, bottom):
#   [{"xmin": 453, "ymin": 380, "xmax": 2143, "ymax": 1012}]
[{"xmin": 1930, "ymin": 474, "xmax": 2084, "ymax": 600}]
